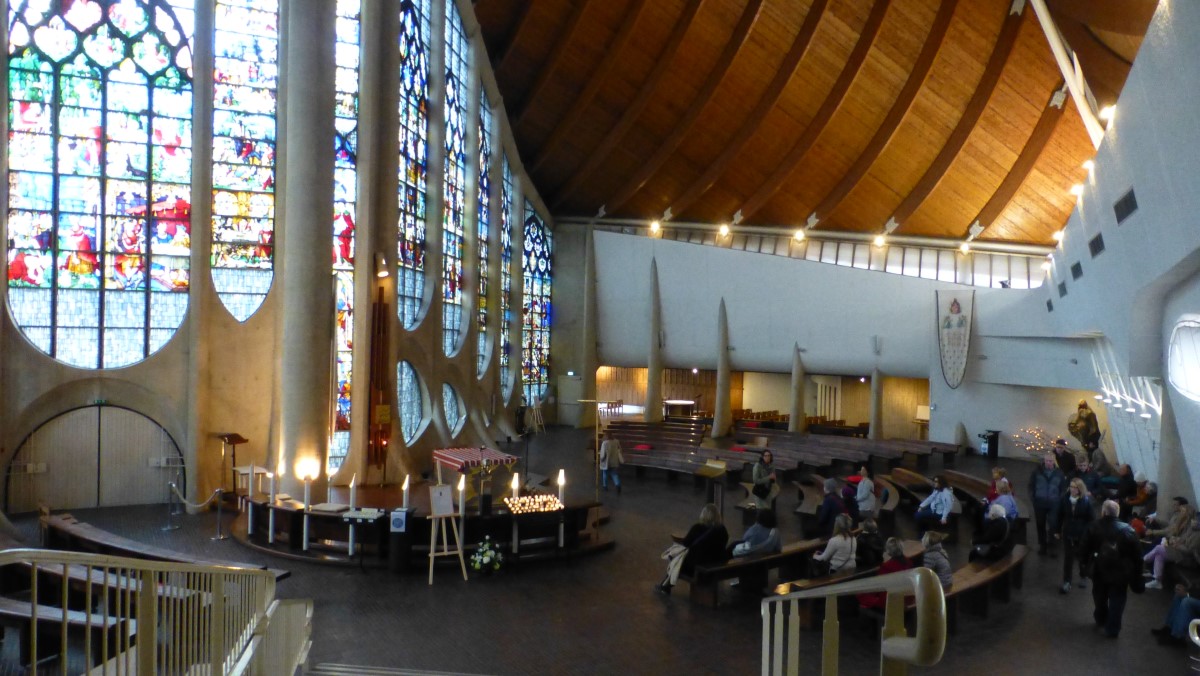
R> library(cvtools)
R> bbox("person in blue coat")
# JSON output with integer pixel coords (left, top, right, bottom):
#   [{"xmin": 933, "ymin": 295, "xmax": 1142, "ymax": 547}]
[
  {"xmin": 915, "ymin": 476, "xmax": 954, "ymax": 534},
  {"xmin": 1029, "ymin": 452, "xmax": 1065, "ymax": 555}
]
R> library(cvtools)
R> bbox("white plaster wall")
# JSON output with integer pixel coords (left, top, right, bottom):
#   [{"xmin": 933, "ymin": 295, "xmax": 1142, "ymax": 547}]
[{"xmin": 742, "ymin": 372, "xmax": 793, "ymax": 412}]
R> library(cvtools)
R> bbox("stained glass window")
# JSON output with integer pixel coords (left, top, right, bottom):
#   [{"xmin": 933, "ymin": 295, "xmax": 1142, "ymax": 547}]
[
  {"xmin": 6, "ymin": 0, "xmax": 195, "ymax": 369},
  {"xmin": 522, "ymin": 201, "xmax": 551, "ymax": 405},
  {"xmin": 499, "ymin": 156, "xmax": 515, "ymax": 400},
  {"xmin": 329, "ymin": 0, "xmax": 360, "ymax": 473},
  {"xmin": 397, "ymin": 0, "xmax": 429, "ymax": 329},
  {"xmin": 475, "ymin": 89, "xmax": 492, "ymax": 378},
  {"xmin": 440, "ymin": 2, "xmax": 467, "ymax": 357},
  {"xmin": 397, "ymin": 360, "xmax": 423, "ymax": 443},
  {"xmin": 442, "ymin": 382, "xmax": 463, "ymax": 435},
  {"xmin": 210, "ymin": 0, "xmax": 277, "ymax": 321}
]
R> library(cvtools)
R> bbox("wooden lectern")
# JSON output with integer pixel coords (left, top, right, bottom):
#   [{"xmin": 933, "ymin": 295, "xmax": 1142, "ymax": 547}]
[{"xmin": 218, "ymin": 433, "xmax": 249, "ymax": 494}]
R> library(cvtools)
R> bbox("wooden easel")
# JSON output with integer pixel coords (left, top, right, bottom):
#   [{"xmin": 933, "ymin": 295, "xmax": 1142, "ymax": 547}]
[{"xmin": 427, "ymin": 485, "xmax": 467, "ymax": 585}]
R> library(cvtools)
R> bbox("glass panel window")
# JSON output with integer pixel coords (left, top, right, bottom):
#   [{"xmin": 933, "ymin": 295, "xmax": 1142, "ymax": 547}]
[
  {"xmin": 937, "ymin": 250, "xmax": 957, "ymax": 282},
  {"xmin": 397, "ymin": 360, "xmax": 424, "ymax": 443},
  {"xmin": 329, "ymin": 0, "xmax": 360, "ymax": 473},
  {"xmin": 442, "ymin": 383, "xmax": 464, "ymax": 435},
  {"xmin": 973, "ymin": 253, "xmax": 992, "ymax": 289},
  {"xmin": 6, "ymin": 0, "xmax": 195, "ymax": 369},
  {"xmin": 885, "ymin": 246, "xmax": 903, "ymax": 274},
  {"xmin": 521, "ymin": 202, "xmax": 551, "ymax": 404},
  {"xmin": 441, "ymin": 1, "xmax": 468, "ymax": 356},
  {"xmin": 211, "ymin": 0, "xmax": 278, "ymax": 321},
  {"xmin": 499, "ymin": 156, "xmax": 515, "ymax": 400},
  {"xmin": 476, "ymin": 89, "xmax": 492, "ymax": 378},
  {"xmin": 397, "ymin": 0, "xmax": 430, "ymax": 329}
]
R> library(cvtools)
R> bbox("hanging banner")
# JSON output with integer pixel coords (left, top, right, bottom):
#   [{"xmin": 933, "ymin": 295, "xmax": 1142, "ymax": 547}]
[{"xmin": 936, "ymin": 290, "xmax": 974, "ymax": 389}]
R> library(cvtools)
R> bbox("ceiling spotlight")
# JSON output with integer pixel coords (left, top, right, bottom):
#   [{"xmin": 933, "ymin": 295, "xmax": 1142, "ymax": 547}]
[
  {"xmin": 718, "ymin": 224, "xmax": 730, "ymax": 237},
  {"xmin": 650, "ymin": 220, "xmax": 660, "ymax": 233},
  {"xmin": 1098, "ymin": 105, "xmax": 1115, "ymax": 121},
  {"xmin": 1082, "ymin": 159, "xmax": 1095, "ymax": 171},
  {"xmin": 1125, "ymin": 406, "xmax": 1136, "ymax": 413},
  {"xmin": 691, "ymin": 367, "xmax": 698, "ymax": 375},
  {"xmin": 1040, "ymin": 261, "xmax": 1052, "ymax": 271},
  {"xmin": 1069, "ymin": 184, "xmax": 1084, "ymax": 197},
  {"xmin": 873, "ymin": 234, "xmax": 886, "ymax": 248},
  {"xmin": 1052, "ymin": 230, "xmax": 1064, "ymax": 242},
  {"xmin": 959, "ymin": 242, "xmax": 970, "ymax": 254},
  {"xmin": 793, "ymin": 229, "xmax": 805, "ymax": 242},
  {"xmin": 1094, "ymin": 394, "xmax": 1103, "ymax": 400},
  {"xmin": 1103, "ymin": 398, "xmax": 1112, "ymax": 404},
  {"xmin": 859, "ymin": 377, "xmax": 866, "ymax": 383},
  {"xmin": 1140, "ymin": 411, "xmax": 1152, "ymax": 419}
]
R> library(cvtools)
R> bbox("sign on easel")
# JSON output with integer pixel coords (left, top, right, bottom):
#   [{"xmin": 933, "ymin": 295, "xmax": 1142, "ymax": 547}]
[{"xmin": 427, "ymin": 485, "xmax": 468, "ymax": 585}]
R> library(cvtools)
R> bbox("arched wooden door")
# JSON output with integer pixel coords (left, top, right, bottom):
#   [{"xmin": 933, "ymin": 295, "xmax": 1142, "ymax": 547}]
[{"xmin": 6, "ymin": 406, "xmax": 183, "ymax": 513}]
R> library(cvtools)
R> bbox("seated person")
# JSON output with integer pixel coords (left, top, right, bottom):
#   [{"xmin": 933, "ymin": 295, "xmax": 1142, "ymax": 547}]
[
  {"xmin": 1128, "ymin": 471, "xmax": 1158, "ymax": 521},
  {"xmin": 814, "ymin": 514, "xmax": 858, "ymax": 575},
  {"xmin": 915, "ymin": 476, "xmax": 954, "ymax": 533},
  {"xmin": 815, "ymin": 478, "xmax": 846, "ymax": 538},
  {"xmin": 986, "ymin": 467, "xmax": 1010, "ymax": 502},
  {"xmin": 841, "ymin": 481, "xmax": 861, "ymax": 523},
  {"xmin": 986, "ymin": 479, "xmax": 1019, "ymax": 523},
  {"xmin": 970, "ymin": 502, "xmax": 1013, "ymax": 562},
  {"xmin": 656, "ymin": 503, "xmax": 729, "ymax": 595},
  {"xmin": 729, "ymin": 508, "xmax": 781, "ymax": 558},
  {"xmin": 858, "ymin": 538, "xmax": 913, "ymax": 610},
  {"xmin": 1144, "ymin": 509, "xmax": 1200, "ymax": 590},
  {"xmin": 856, "ymin": 518, "xmax": 885, "ymax": 569},
  {"xmin": 1152, "ymin": 581, "xmax": 1200, "ymax": 647},
  {"xmin": 1147, "ymin": 497, "xmax": 1192, "ymax": 537},
  {"xmin": 921, "ymin": 530, "xmax": 953, "ymax": 590}
]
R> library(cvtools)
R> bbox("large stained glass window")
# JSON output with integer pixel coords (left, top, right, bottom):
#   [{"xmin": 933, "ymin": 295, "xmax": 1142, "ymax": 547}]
[
  {"xmin": 442, "ymin": 382, "xmax": 463, "ymax": 435},
  {"xmin": 440, "ymin": 1, "xmax": 467, "ymax": 357},
  {"xmin": 498, "ymin": 156, "xmax": 514, "ymax": 399},
  {"xmin": 329, "ymin": 0, "xmax": 360, "ymax": 472},
  {"xmin": 396, "ymin": 0, "xmax": 429, "ymax": 329},
  {"xmin": 211, "ymin": 0, "xmax": 277, "ymax": 321},
  {"xmin": 475, "ymin": 89, "xmax": 492, "ymax": 378},
  {"xmin": 6, "ymin": 0, "xmax": 195, "ymax": 369},
  {"xmin": 397, "ymin": 360, "xmax": 423, "ymax": 443},
  {"xmin": 521, "ymin": 201, "xmax": 551, "ymax": 405}
]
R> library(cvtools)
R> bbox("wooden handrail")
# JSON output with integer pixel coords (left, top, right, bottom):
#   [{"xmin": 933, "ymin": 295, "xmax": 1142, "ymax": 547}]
[{"xmin": 761, "ymin": 567, "xmax": 946, "ymax": 675}]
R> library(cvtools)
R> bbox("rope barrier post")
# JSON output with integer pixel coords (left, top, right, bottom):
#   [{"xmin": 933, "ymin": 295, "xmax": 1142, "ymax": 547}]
[
  {"xmin": 172, "ymin": 465, "xmax": 185, "ymax": 515},
  {"xmin": 163, "ymin": 482, "xmax": 180, "ymax": 531},
  {"xmin": 212, "ymin": 488, "xmax": 228, "ymax": 541}
]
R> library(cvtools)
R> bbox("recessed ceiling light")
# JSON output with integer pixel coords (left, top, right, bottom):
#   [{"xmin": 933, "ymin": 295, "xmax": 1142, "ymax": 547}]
[
  {"xmin": 718, "ymin": 224, "xmax": 730, "ymax": 237},
  {"xmin": 1093, "ymin": 394, "xmax": 1103, "ymax": 400},
  {"xmin": 1140, "ymin": 412, "xmax": 1152, "ymax": 419}
]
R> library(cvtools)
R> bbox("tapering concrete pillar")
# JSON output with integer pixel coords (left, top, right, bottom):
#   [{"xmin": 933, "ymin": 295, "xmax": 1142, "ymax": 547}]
[
  {"xmin": 277, "ymin": 0, "xmax": 337, "ymax": 497},
  {"xmin": 580, "ymin": 226, "xmax": 599, "ymax": 429},
  {"xmin": 789, "ymin": 344, "xmax": 806, "ymax": 432},
  {"xmin": 644, "ymin": 258, "xmax": 664, "ymax": 423},
  {"xmin": 712, "ymin": 299, "xmax": 732, "ymax": 438},
  {"xmin": 1157, "ymin": 394, "xmax": 1194, "ymax": 505},
  {"xmin": 868, "ymin": 368, "xmax": 883, "ymax": 440}
]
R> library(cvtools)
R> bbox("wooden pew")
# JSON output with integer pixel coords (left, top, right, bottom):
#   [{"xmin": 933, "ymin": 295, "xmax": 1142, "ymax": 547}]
[
  {"xmin": 942, "ymin": 545, "xmax": 1028, "ymax": 634},
  {"xmin": 943, "ymin": 469, "xmax": 1030, "ymax": 545},
  {"xmin": 0, "ymin": 596, "xmax": 135, "ymax": 669},
  {"xmin": 681, "ymin": 538, "xmax": 826, "ymax": 607},
  {"xmin": 883, "ymin": 467, "xmax": 963, "ymax": 541}
]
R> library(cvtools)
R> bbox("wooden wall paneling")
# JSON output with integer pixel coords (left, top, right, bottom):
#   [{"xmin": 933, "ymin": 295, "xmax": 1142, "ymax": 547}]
[
  {"xmin": 1051, "ymin": 13, "xmax": 1132, "ymax": 105},
  {"xmin": 881, "ymin": 377, "xmax": 930, "ymax": 440},
  {"xmin": 7, "ymin": 408, "xmax": 99, "ymax": 513},
  {"xmin": 664, "ymin": 0, "xmax": 830, "ymax": 222},
  {"xmin": 1087, "ymin": 27, "xmax": 1142, "ymax": 64},
  {"xmin": 1045, "ymin": 0, "xmax": 1158, "ymax": 35},
  {"xmin": 841, "ymin": 378, "xmax": 871, "ymax": 426},
  {"xmin": 737, "ymin": 0, "xmax": 890, "ymax": 224},
  {"xmin": 529, "ymin": 0, "xmax": 652, "ymax": 172},
  {"xmin": 550, "ymin": 0, "xmax": 705, "ymax": 209},
  {"xmin": 889, "ymin": 6, "xmax": 1023, "ymax": 232},
  {"xmin": 491, "ymin": 1, "xmax": 535, "ymax": 76},
  {"xmin": 512, "ymin": 1, "xmax": 591, "ymax": 126},
  {"xmin": 970, "ymin": 82, "xmax": 1069, "ymax": 243},
  {"xmin": 801, "ymin": 0, "xmax": 958, "ymax": 231}
]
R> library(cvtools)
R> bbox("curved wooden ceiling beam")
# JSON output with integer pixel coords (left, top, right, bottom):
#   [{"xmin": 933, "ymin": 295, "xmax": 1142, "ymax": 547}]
[
  {"xmin": 734, "ymin": 0, "xmax": 890, "ymax": 224},
  {"xmin": 888, "ymin": 5, "xmax": 1025, "ymax": 231},
  {"xmin": 782, "ymin": 0, "xmax": 958, "ymax": 229},
  {"xmin": 1052, "ymin": 13, "xmax": 1132, "ymax": 104},
  {"xmin": 494, "ymin": 2, "xmax": 535, "ymax": 76},
  {"xmin": 969, "ymin": 81, "xmax": 1068, "ymax": 238},
  {"xmin": 529, "ymin": 0, "xmax": 652, "ymax": 173},
  {"xmin": 550, "ymin": 0, "xmax": 707, "ymax": 210},
  {"xmin": 512, "ymin": 1, "xmax": 590, "ymax": 127},
  {"xmin": 663, "ymin": 0, "xmax": 832, "ymax": 221},
  {"xmin": 1045, "ymin": 0, "xmax": 1157, "ymax": 36},
  {"xmin": 604, "ymin": 0, "xmax": 765, "ymax": 215}
]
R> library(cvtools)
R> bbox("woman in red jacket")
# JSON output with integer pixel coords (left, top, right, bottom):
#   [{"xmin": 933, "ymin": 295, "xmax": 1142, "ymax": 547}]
[{"xmin": 858, "ymin": 538, "xmax": 912, "ymax": 610}]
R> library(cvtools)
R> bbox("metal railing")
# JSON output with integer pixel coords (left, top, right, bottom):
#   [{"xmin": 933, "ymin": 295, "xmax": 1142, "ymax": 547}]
[
  {"xmin": 0, "ymin": 548, "xmax": 310, "ymax": 675},
  {"xmin": 762, "ymin": 567, "xmax": 946, "ymax": 676}
]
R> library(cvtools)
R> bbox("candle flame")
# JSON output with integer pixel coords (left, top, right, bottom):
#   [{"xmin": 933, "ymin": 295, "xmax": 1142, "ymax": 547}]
[
  {"xmin": 457, "ymin": 475, "xmax": 465, "ymax": 492},
  {"xmin": 402, "ymin": 474, "xmax": 410, "ymax": 490},
  {"xmin": 511, "ymin": 473, "xmax": 520, "ymax": 489},
  {"xmin": 557, "ymin": 469, "xmax": 566, "ymax": 487},
  {"xmin": 349, "ymin": 473, "xmax": 356, "ymax": 488}
]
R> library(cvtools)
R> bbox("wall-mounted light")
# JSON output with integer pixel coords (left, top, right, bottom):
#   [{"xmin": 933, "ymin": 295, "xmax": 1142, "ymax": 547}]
[
  {"xmin": 793, "ymin": 230, "xmax": 805, "ymax": 242},
  {"xmin": 375, "ymin": 252, "xmax": 389, "ymax": 278},
  {"xmin": 718, "ymin": 224, "xmax": 730, "ymax": 237},
  {"xmin": 649, "ymin": 220, "xmax": 660, "ymax": 234},
  {"xmin": 1052, "ymin": 230, "xmax": 1065, "ymax": 242},
  {"xmin": 1068, "ymin": 185, "xmax": 1084, "ymax": 197},
  {"xmin": 1093, "ymin": 394, "xmax": 1103, "ymax": 400},
  {"xmin": 959, "ymin": 242, "xmax": 970, "ymax": 254},
  {"xmin": 1082, "ymin": 159, "xmax": 1095, "ymax": 172},
  {"xmin": 1098, "ymin": 105, "xmax": 1115, "ymax": 122},
  {"xmin": 872, "ymin": 234, "xmax": 886, "ymax": 248},
  {"xmin": 691, "ymin": 368, "xmax": 698, "ymax": 375},
  {"xmin": 1139, "ymin": 411, "xmax": 1152, "ymax": 419}
]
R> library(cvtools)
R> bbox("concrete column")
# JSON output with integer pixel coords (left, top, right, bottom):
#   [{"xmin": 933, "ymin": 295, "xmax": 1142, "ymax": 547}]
[
  {"xmin": 713, "ymin": 299, "xmax": 732, "ymax": 438},
  {"xmin": 644, "ymin": 258, "xmax": 664, "ymax": 423},
  {"xmin": 789, "ymin": 344, "xmax": 806, "ymax": 432},
  {"xmin": 580, "ymin": 225, "xmax": 599, "ymax": 429},
  {"xmin": 868, "ymin": 368, "xmax": 883, "ymax": 440},
  {"xmin": 277, "ymin": 0, "xmax": 336, "ymax": 497},
  {"xmin": 1157, "ymin": 393, "xmax": 1195, "ymax": 505}
]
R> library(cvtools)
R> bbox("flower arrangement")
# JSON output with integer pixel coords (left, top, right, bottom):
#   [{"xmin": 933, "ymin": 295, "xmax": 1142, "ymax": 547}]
[{"xmin": 470, "ymin": 536, "xmax": 504, "ymax": 574}]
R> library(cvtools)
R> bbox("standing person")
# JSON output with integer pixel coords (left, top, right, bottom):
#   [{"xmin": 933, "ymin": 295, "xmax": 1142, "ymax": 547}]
[
  {"xmin": 1081, "ymin": 500, "xmax": 1144, "ymax": 637},
  {"xmin": 1029, "ymin": 452, "xmax": 1065, "ymax": 555},
  {"xmin": 751, "ymin": 451, "xmax": 779, "ymax": 511},
  {"xmin": 656, "ymin": 504, "xmax": 728, "ymax": 595},
  {"xmin": 1058, "ymin": 478, "xmax": 1094, "ymax": 593},
  {"xmin": 1074, "ymin": 458, "xmax": 1103, "ymax": 509},
  {"xmin": 598, "ymin": 431, "xmax": 624, "ymax": 493},
  {"xmin": 1115, "ymin": 464, "xmax": 1138, "ymax": 521},
  {"xmin": 1069, "ymin": 399, "xmax": 1101, "ymax": 449},
  {"xmin": 815, "ymin": 478, "xmax": 845, "ymax": 538},
  {"xmin": 915, "ymin": 476, "xmax": 954, "ymax": 534},
  {"xmin": 840, "ymin": 481, "xmax": 861, "ymax": 523},
  {"xmin": 1053, "ymin": 439, "xmax": 1077, "ymax": 476},
  {"xmin": 855, "ymin": 465, "xmax": 877, "ymax": 519}
]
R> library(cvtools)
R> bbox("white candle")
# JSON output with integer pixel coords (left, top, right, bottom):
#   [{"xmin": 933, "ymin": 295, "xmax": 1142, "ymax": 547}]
[
  {"xmin": 511, "ymin": 473, "xmax": 520, "ymax": 500},
  {"xmin": 458, "ymin": 474, "xmax": 466, "ymax": 517},
  {"xmin": 249, "ymin": 462, "xmax": 256, "ymax": 497},
  {"xmin": 402, "ymin": 474, "xmax": 410, "ymax": 510},
  {"xmin": 349, "ymin": 473, "xmax": 357, "ymax": 510},
  {"xmin": 557, "ymin": 469, "xmax": 566, "ymax": 502},
  {"xmin": 303, "ymin": 476, "xmax": 312, "ymax": 511},
  {"xmin": 269, "ymin": 472, "xmax": 276, "ymax": 503}
]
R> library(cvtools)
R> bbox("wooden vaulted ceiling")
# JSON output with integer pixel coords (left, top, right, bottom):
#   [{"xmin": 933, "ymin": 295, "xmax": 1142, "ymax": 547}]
[{"xmin": 473, "ymin": 0, "xmax": 1157, "ymax": 246}]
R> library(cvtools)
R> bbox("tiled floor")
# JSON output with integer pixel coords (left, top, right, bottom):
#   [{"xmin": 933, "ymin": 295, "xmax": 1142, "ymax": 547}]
[{"xmin": 12, "ymin": 427, "xmax": 1196, "ymax": 675}]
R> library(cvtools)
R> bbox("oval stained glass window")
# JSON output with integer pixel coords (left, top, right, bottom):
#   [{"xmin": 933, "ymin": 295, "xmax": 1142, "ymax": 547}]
[
  {"xmin": 442, "ymin": 383, "xmax": 463, "ymax": 436},
  {"xmin": 397, "ymin": 360, "xmax": 425, "ymax": 443}
]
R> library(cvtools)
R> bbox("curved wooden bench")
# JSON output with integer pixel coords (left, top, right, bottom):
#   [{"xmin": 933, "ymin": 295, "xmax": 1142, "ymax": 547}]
[
  {"xmin": 682, "ymin": 538, "xmax": 825, "ymax": 607},
  {"xmin": 943, "ymin": 544, "xmax": 1028, "ymax": 634}
]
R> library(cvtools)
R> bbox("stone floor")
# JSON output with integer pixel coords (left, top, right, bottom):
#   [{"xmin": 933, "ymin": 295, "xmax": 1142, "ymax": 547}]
[{"xmin": 11, "ymin": 426, "xmax": 1198, "ymax": 675}]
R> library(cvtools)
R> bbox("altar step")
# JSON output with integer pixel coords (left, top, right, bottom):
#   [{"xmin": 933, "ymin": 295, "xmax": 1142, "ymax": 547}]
[{"xmin": 309, "ymin": 663, "xmax": 492, "ymax": 676}]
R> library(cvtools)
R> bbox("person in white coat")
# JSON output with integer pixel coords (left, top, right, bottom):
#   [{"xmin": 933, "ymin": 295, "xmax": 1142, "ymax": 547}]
[
  {"xmin": 855, "ymin": 465, "xmax": 877, "ymax": 518},
  {"xmin": 599, "ymin": 431, "xmax": 624, "ymax": 493}
]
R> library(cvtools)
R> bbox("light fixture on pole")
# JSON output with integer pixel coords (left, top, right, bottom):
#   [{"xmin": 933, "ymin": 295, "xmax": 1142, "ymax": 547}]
[{"xmin": 374, "ymin": 252, "xmax": 389, "ymax": 278}]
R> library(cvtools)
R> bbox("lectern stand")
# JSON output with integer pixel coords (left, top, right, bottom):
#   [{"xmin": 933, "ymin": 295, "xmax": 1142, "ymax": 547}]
[{"xmin": 217, "ymin": 433, "xmax": 249, "ymax": 494}]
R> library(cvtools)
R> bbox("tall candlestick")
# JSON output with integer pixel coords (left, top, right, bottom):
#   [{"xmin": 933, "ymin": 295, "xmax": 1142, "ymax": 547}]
[
  {"xmin": 402, "ymin": 474, "xmax": 410, "ymax": 510},
  {"xmin": 269, "ymin": 472, "xmax": 276, "ymax": 503},
  {"xmin": 511, "ymin": 473, "xmax": 520, "ymax": 500},
  {"xmin": 249, "ymin": 462, "xmax": 256, "ymax": 497},
  {"xmin": 349, "ymin": 473, "xmax": 357, "ymax": 510},
  {"xmin": 458, "ymin": 474, "xmax": 466, "ymax": 517},
  {"xmin": 302, "ymin": 475, "xmax": 312, "ymax": 552}
]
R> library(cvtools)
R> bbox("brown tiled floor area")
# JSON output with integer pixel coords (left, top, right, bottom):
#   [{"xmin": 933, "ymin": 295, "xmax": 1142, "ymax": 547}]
[{"xmin": 13, "ymin": 427, "xmax": 1196, "ymax": 674}]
